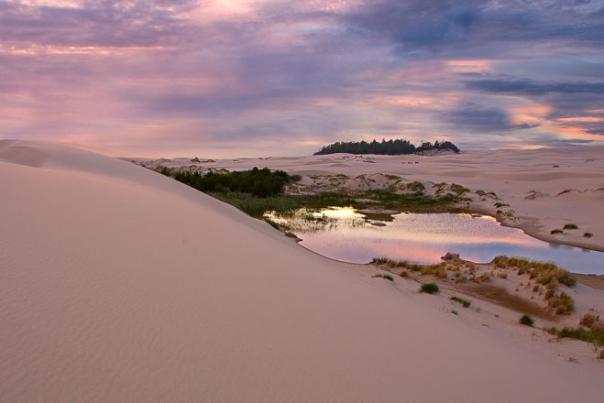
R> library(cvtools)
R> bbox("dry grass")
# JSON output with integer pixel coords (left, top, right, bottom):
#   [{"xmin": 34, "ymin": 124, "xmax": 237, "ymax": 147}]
[
  {"xmin": 491, "ymin": 256, "xmax": 576, "ymax": 287},
  {"xmin": 461, "ymin": 285, "xmax": 553, "ymax": 319},
  {"xmin": 372, "ymin": 258, "xmax": 448, "ymax": 278}
]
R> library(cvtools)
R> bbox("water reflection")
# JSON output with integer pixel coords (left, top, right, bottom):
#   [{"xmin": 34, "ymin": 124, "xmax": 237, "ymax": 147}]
[{"xmin": 265, "ymin": 207, "xmax": 604, "ymax": 275}]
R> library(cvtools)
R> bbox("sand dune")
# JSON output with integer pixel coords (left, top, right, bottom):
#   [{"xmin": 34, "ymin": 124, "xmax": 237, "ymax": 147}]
[
  {"xmin": 140, "ymin": 146, "xmax": 604, "ymax": 252},
  {"xmin": 2, "ymin": 140, "xmax": 604, "ymax": 402}
]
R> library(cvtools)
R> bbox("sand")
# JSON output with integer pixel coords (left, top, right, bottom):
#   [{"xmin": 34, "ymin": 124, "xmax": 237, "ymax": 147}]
[
  {"xmin": 2, "ymin": 140, "xmax": 604, "ymax": 402},
  {"xmin": 139, "ymin": 146, "xmax": 604, "ymax": 252}
]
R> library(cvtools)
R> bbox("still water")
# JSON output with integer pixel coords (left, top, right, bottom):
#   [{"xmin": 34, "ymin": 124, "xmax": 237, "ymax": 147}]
[{"xmin": 265, "ymin": 207, "xmax": 604, "ymax": 275}]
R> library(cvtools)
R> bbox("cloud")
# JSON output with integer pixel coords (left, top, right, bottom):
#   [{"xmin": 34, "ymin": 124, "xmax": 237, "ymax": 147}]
[
  {"xmin": 466, "ymin": 78, "xmax": 604, "ymax": 95},
  {"xmin": 445, "ymin": 103, "xmax": 539, "ymax": 132},
  {"xmin": 0, "ymin": 0, "xmax": 603, "ymax": 155}
]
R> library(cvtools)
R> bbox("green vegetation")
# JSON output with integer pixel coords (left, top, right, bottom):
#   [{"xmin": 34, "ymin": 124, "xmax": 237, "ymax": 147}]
[
  {"xmin": 314, "ymin": 139, "xmax": 460, "ymax": 155},
  {"xmin": 420, "ymin": 283, "xmax": 440, "ymax": 294},
  {"xmin": 157, "ymin": 165, "xmax": 463, "ymax": 221},
  {"xmin": 550, "ymin": 229, "xmax": 563, "ymax": 235},
  {"xmin": 547, "ymin": 327, "xmax": 604, "ymax": 347},
  {"xmin": 584, "ymin": 232, "xmax": 593, "ymax": 238},
  {"xmin": 214, "ymin": 190, "xmax": 460, "ymax": 218},
  {"xmin": 372, "ymin": 273, "xmax": 394, "ymax": 282},
  {"xmin": 450, "ymin": 296, "xmax": 471, "ymax": 308},
  {"xmin": 563, "ymin": 223, "xmax": 578, "ymax": 230},
  {"xmin": 171, "ymin": 167, "xmax": 294, "ymax": 197},
  {"xmin": 519, "ymin": 315, "xmax": 535, "ymax": 327}
]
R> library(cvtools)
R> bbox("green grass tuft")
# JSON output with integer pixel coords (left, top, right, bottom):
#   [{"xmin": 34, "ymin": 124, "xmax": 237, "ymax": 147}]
[
  {"xmin": 420, "ymin": 283, "xmax": 439, "ymax": 294},
  {"xmin": 519, "ymin": 315, "xmax": 535, "ymax": 327}
]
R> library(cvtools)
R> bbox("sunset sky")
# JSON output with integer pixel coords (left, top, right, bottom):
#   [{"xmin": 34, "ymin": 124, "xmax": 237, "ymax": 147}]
[{"xmin": 1, "ymin": 0, "xmax": 603, "ymax": 157}]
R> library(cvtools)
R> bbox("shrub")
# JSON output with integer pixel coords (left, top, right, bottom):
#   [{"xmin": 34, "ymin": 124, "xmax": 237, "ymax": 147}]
[
  {"xmin": 550, "ymin": 229, "xmax": 563, "ymax": 235},
  {"xmin": 173, "ymin": 167, "xmax": 293, "ymax": 197},
  {"xmin": 584, "ymin": 232, "xmax": 593, "ymax": 238},
  {"xmin": 450, "ymin": 296, "xmax": 471, "ymax": 308},
  {"xmin": 563, "ymin": 223, "xmax": 578, "ymax": 230},
  {"xmin": 420, "ymin": 283, "xmax": 439, "ymax": 294},
  {"xmin": 519, "ymin": 315, "xmax": 535, "ymax": 327}
]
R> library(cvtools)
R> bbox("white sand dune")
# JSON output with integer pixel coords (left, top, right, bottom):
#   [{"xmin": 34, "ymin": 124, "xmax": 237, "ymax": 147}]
[{"xmin": 1, "ymin": 140, "xmax": 603, "ymax": 402}]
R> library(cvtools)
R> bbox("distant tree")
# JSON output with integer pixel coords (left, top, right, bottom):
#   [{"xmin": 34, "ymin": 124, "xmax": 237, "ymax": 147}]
[{"xmin": 314, "ymin": 139, "xmax": 459, "ymax": 155}]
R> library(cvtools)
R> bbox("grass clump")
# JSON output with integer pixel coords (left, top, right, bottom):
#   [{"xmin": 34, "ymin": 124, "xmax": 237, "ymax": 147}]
[
  {"xmin": 519, "ymin": 315, "xmax": 535, "ymax": 327},
  {"xmin": 449, "ymin": 184, "xmax": 470, "ymax": 195},
  {"xmin": 372, "ymin": 273, "xmax": 394, "ymax": 282},
  {"xmin": 584, "ymin": 232, "xmax": 593, "ymax": 238},
  {"xmin": 550, "ymin": 229, "xmax": 564, "ymax": 235},
  {"xmin": 563, "ymin": 223, "xmax": 578, "ymax": 230},
  {"xmin": 420, "ymin": 283, "xmax": 439, "ymax": 294},
  {"xmin": 547, "ymin": 292, "xmax": 574, "ymax": 315},
  {"xmin": 372, "ymin": 258, "xmax": 449, "ymax": 279},
  {"xmin": 450, "ymin": 296, "xmax": 471, "ymax": 308},
  {"xmin": 406, "ymin": 181, "xmax": 426, "ymax": 193},
  {"xmin": 547, "ymin": 327, "xmax": 604, "ymax": 347},
  {"xmin": 492, "ymin": 256, "xmax": 576, "ymax": 287}
]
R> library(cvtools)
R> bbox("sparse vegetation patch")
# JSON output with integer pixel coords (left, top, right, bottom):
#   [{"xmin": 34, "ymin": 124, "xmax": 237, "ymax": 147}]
[
  {"xmin": 372, "ymin": 273, "xmax": 394, "ymax": 282},
  {"xmin": 450, "ymin": 296, "xmax": 471, "ymax": 308},
  {"xmin": 420, "ymin": 283, "xmax": 440, "ymax": 294},
  {"xmin": 519, "ymin": 314, "xmax": 535, "ymax": 327}
]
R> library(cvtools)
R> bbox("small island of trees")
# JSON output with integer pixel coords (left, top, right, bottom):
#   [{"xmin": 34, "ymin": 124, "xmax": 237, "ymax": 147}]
[{"xmin": 314, "ymin": 139, "xmax": 460, "ymax": 155}]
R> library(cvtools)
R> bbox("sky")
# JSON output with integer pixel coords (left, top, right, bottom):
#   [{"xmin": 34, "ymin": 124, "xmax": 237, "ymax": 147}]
[{"xmin": 1, "ymin": 0, "xmax": 603, "ymax": 157}]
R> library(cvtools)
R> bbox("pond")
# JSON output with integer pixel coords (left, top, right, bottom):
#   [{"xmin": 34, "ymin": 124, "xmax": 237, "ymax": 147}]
[{"xmin": 264, "ymin": 207, "xmax": 604, "ymax": 275}]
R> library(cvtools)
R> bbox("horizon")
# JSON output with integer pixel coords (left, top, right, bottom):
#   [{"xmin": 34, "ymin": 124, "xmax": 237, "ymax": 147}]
[{"xmin": 1, "ymin": 0, "xmax": 604, "ymax": 157}]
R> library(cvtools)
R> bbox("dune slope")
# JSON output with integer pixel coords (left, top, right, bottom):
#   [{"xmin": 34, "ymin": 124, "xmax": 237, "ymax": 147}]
[{"xmin": 1, "ymin": 140, "xmax": 603, "ymax": 402}]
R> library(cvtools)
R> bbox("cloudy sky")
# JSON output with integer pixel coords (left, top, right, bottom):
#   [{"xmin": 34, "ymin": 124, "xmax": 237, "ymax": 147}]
[{"xmin": 1, "ymin": 0, "xmax": 603, "ymax": 157}]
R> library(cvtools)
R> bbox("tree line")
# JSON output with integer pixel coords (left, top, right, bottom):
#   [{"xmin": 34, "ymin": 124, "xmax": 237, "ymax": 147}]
[{"xmin": 314, "ymin": 139, "xmax": 460, "ymax": 155}]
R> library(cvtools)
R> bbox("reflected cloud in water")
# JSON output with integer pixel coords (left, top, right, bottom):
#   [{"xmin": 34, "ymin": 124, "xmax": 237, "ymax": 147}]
[{"xmin": 266, "ymin": 208, "xmax": 604, "ymax": 275}]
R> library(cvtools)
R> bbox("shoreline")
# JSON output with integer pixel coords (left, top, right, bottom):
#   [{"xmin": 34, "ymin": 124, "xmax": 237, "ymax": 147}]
[{"xmin": 467, "ymin": 206, "xmax": 604, "ymax": 254}]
